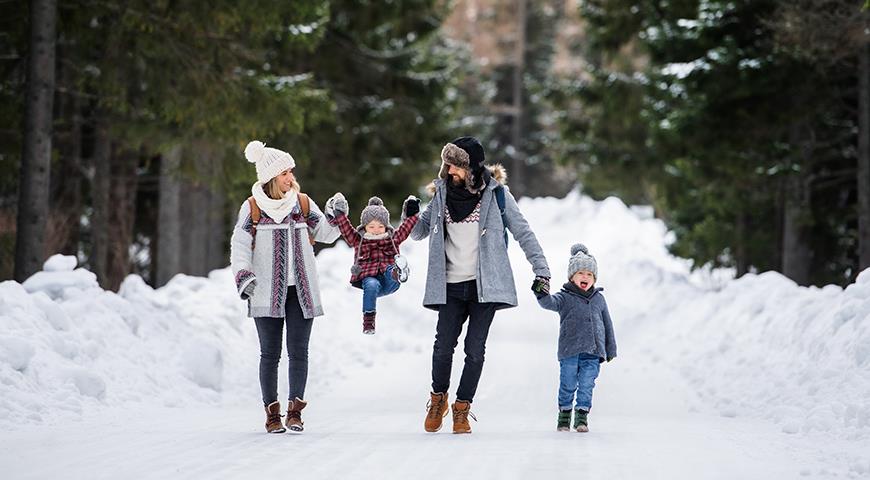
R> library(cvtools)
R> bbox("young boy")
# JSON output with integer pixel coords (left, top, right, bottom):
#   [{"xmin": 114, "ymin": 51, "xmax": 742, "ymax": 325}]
[
  {"xmin": 534, "ymin": 243, "xmax": 617, "ymax": 432},
  {"xmin": 326, "ymin": 194, "xmax": 420, "ymax": 334}
]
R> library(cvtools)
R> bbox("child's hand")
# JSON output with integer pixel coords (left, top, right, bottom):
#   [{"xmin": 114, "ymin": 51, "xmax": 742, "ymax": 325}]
[
  {"xmin": 402, "ymin": 195, "xmax": 420, "ymax": 219},
  {"xmin": 531, "ymin": 276, "xmax": 550, "ymax": 297},
  {"xmin": 326, "ymin": 192, "xmax": 349, "ymax": 218}
]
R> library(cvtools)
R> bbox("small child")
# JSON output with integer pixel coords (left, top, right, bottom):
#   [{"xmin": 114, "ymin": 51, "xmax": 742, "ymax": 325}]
[
  {"xmin": 534, "ymin": 243, "xmax": 617, "ymax": 432},
  {"xmin": 326, "ymin": 194, "xmax": 420, "ymax": 334}
]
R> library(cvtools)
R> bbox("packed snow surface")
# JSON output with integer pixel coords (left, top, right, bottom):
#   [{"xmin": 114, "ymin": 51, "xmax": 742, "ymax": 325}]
[{"xmin": 1, "ymin": 191, "xmax": 868, "ymax": 479}]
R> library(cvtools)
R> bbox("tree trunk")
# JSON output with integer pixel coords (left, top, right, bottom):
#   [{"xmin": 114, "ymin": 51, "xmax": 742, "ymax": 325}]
[
  {"xmin": 781, "ymin": 124, "xmax": 813, "ymax": 286},
  {"xmin": 734, "ymin": 210, "xmax": 749, "ymax": 277},
  {"xmin": 49, "ymin": 53, "xmax": 83, "ymax": 257},
  {"xmin": 90, "ymin": 116, "xmax": 112, "ymax": 287},
  {"xmin": 781, "ymin": 173, "xmax": 812, "ymax": 285},
  {"xmin": 156, "ymin": 145, "xmax": 182, "ymax": 287},
  {"xmin": 207, "ymin": 185, "xmax": 226, "ymax": 272},
  {"xmin": 858, "ymin": 44, "xmax": 870, "ymax": 271},
  {"xmin": 105, "ymin": 148, "xmax": 139, "ymax": 290},
  {"xmin": 14, "ymin": 0, "xmax": 57, "ymax": 281},
  {"xmin": 510, "ymin": 0, "xmax": 527, "ymax": 197},
  {"xmin": 183, "ymin": 142, "xmax": 211, "ymax": 276}
]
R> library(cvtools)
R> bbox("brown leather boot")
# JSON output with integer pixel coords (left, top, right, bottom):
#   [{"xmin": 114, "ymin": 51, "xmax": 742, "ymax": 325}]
[
  {"xmin": 285, "ymin": 397, "xmax": 307, "ymax": 432},
  {"xmin": 424, "ymin": 392, "xmax": 449, "ymax": 432},
  {"xmin": 452, "ymin": 400, "xmax": 475, "ymax": 434},
  {"xmin": 363, "ymin": 311, "xmax": 376, "ymax": 335},
  {"xmin": 264, "ymin": 401, "xmax": 286, "ymax": 433}
]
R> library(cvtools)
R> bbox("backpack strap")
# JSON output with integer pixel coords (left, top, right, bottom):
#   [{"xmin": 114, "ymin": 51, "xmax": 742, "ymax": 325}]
[
  {"xmin": 297, "ymin": 192, "xmax": 315, "ymax": 246},
  {"xmin": 494, "ymin": 185, "xmax": 508, "ymax": 247},
  {"xmin": 247, "ymin": 196, "xmax": 260, "ymax": 248},
  {"xmin": 298, "ymin": 192, "xmax": 310, "ymax": 217},
  {"xmin": 248, "ymin": 194, "xmax": 316, "ymax": 248}
]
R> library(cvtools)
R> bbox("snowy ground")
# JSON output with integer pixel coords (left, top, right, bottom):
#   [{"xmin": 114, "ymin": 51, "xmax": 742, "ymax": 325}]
[{"xmin": 1, "ymin": 191, "xmax": 868, "ymax": 479}]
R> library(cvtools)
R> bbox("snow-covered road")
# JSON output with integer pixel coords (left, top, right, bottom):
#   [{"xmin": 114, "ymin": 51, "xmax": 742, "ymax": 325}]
[
  {"xmin": 2, "ymin": 192, "xmax": 868, "ymax": 479},
  {"xmin": 0, "ymin": 318, "xmax": 847, "ymax": 480}
]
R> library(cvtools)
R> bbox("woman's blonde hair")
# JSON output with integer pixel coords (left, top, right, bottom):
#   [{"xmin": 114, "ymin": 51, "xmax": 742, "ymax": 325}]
[{"xmin": 264, "ymin": 175, "xmax": 300, "ymax": 200}]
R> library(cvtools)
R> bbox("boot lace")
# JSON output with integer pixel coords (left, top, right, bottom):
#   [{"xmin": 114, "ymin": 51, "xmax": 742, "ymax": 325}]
[
  {"xmin": 426, "ymin": 398, "xmax": 444, "ymax": 420},
  {"xmin": 453, "ymin": 406, "xmax": 477, "ymax": 423}
]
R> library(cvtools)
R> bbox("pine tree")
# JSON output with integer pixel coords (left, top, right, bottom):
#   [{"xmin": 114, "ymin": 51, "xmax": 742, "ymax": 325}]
[
  {"xmin": 272, "ymin": 0, "xmax": 459, "ymax": 215},
  {"xmin": 561, "ymin": 0, "xmax": 866, "ymax": 285}
]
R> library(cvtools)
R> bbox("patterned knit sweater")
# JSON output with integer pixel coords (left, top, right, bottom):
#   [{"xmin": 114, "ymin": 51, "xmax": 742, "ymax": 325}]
[
  {"xmin": 444, "ymin": 201, "xmax": 481, "ymax": 283},
  {"xmin": 230, "ymin": 197, "xmax": 340, "ymax": 319}
]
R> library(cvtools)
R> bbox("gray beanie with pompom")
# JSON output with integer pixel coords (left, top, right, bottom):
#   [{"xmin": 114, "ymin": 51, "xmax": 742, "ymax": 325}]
[
  {"xmin": 360, "ymin": 197, "xmax": 391, "ymax": 230},
  {"xmin": 567, "ymin": 243, "xmax": 597, "ymax": 280}
]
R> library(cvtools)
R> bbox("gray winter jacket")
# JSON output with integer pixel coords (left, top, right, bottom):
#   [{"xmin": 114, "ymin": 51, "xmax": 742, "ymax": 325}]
[
  {"xmin": 410, "ymin": 165, "xmax": 550, "ymax": 310},
  {"xmin": 538, "ymin": 284, "xmax": 617, "ymax": 362}
]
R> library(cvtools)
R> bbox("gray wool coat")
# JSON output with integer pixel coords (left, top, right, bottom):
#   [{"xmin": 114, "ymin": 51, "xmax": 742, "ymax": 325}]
[
  {"xmin": 410, "ymin": 166, "xmax": 550, "ymax": 310},
  {"xmin": 538, "ymin": 284, "xmax": 617, "ymax": 362}
]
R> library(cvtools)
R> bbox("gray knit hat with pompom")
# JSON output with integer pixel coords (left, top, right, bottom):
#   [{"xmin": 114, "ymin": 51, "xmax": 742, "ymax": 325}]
[
  {"xmin": 360, "ymin": 197, "xmax": 391, "ymax": 229},
  {"xmin": 567, "ymin": 243, "xmax": 597, "ymax": 280}
]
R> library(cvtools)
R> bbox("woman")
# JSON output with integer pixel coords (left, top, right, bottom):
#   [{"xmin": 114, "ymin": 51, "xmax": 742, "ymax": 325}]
[{"xmin": 230, "ymin": 140, "xmax": 340, "ymax": 434}]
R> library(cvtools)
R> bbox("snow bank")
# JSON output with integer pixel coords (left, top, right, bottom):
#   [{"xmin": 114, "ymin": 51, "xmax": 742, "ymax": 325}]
[
  {"xmin": 1, "ymin": 255, "xmax": 252, "ymax": 426},
  {"xmin": 651, "ymin": 270, "xmax": 870, "ymax": 438},
  {"xmin": 1, "ymin": 193, "xmax": 868, "ymax": 444}
]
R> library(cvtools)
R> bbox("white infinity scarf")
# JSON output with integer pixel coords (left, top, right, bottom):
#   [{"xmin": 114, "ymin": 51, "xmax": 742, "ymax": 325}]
[{"xmin": 251, "ymin": 182, "xmax": 298, "ymax": 224}]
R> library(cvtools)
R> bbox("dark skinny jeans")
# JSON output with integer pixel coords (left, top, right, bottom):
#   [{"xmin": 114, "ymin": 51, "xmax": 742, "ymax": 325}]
[
  {"xmin": 254, "ymin": 287, "xmax": 313, "ymax": 406},
  {"xmin": 431, "ymin": 280, "xmax": 496, "ymax": 402}
]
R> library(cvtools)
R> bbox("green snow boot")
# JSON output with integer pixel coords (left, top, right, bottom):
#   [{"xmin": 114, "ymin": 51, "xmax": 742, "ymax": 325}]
[
  {"xmin": 574, "ymin": 409, "xmax": 589, "ymax": 432},
  {"xmin": 557, "ymin": 410, "xmax": 571, "ymax": 432}
]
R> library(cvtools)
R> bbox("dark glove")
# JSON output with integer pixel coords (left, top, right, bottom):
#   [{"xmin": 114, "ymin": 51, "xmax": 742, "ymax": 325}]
[
  {"xmin": 403, "ymin": 195, "xmax": 420, "ymax": 219},
  {"xmin": 606, "ymin": 357, "xmax": 614, "ymax": 363},
  {"xmin": 531, "ymin": 276, "xmax": 550, "ymax": 297}
]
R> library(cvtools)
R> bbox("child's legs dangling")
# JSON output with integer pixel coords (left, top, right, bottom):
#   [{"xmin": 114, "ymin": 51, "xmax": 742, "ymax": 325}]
[
  {"xmin": 558, "ymin": 355, "xmax": 580, "ymax": 410},
  {"xmin": 379, "ymin": 265, "xmax": 401, "ymax": 297},
  {"xmin": 362, "ymin": 276, "xmax": 382, "ymax": 313},
  {"xmin": 575, "ymin": 353, "xmax": 601, "ymax": 411}
]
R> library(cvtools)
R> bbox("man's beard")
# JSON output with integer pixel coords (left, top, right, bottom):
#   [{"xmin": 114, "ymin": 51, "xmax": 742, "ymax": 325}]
[{"xmin": 449, "ymin": 174, "xmax": 464, "ymax": 186}]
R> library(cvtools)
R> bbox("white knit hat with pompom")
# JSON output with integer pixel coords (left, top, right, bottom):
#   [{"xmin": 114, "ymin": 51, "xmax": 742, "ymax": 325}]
[
  {"xmin": 567, "ymin": 243, "xmax": 597, "ymax": 280},
  {"xmin": 244, "ymin": 140, "xmax": 296, "ymax": 183}
]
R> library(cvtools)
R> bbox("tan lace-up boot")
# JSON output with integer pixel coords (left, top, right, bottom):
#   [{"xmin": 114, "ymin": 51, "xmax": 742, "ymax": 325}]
[
  {"xmin": 424, "ymin": 392, "xmax": 449, "ymax": 432},
  {"xmin": 452, "ymin": 400, "xmax": 475, "ymax": 434}
]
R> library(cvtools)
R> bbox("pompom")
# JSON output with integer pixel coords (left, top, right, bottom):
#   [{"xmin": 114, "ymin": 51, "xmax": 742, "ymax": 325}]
[
  {"xmin": 244, "ymin": 140, "xmax": 265, "ymax": 164},
  {"xmin": 571, "ymin": 243, "xmax": 588, "ymax": 256},
  {"xmin": 368, "ymin": 196, "xmax": 384, "ymax": 206}
]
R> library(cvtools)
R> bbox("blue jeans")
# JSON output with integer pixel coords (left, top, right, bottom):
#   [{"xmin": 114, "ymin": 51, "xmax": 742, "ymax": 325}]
[
  {"xmin": 361, "ymin": 265, "xmax": 401, "ymax": 313},
  {"xmin": 558, "ymin": 353, "xmax": 600, "ymax": 411}
]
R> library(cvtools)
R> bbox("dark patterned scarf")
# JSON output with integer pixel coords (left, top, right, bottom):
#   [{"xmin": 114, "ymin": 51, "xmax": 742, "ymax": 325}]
[
  {"xmin": 446, "ymin": 181, "xmax": 481, "ymax": 222},
  {"xmin": 445, "ymin": 169, "xmax": 490, "ymax": 222}
]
